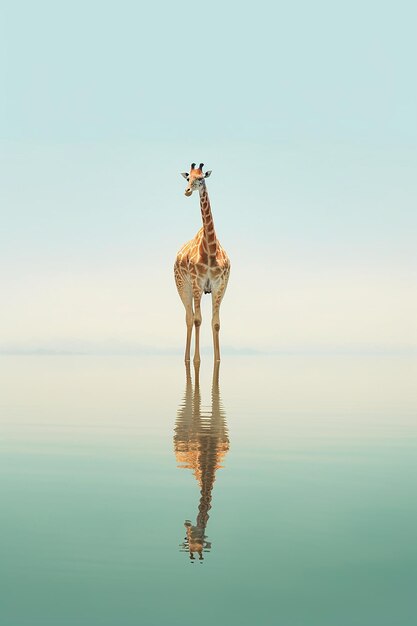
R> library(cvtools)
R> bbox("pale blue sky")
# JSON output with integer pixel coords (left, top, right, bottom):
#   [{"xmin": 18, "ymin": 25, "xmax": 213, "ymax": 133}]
[{"xmin": 1, "ymin": 0, "xmax": 416, "ymax": 353}]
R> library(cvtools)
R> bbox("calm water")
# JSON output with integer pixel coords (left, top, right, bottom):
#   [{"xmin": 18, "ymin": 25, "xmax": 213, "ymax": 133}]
[{"xmin": 0, "ymin": 355, "xmax": 416, "ymax": 625}]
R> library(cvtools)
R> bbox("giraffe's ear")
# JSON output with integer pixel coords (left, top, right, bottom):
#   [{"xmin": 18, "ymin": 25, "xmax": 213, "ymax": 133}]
[
  {"xmin": 180, "ymin": 172, "xmax": 189, "ymax": 179},
  {"xmin": 204, "ymin": 170, "xmax": 212, "ymax": 178}
]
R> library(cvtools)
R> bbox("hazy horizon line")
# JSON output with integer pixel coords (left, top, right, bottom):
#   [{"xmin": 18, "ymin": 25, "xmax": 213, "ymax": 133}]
[{"xmin": 0, "ymin": 344, "xmax": 415, "ymax": 357}]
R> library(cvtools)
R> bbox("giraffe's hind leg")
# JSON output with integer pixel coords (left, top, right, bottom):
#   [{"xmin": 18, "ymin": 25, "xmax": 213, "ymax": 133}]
[{"xmin": 193, "ymin": 284, "xmax": 203, "ymax": 364}]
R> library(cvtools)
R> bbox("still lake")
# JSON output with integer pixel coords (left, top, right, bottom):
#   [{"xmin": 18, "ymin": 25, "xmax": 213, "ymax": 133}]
[{"xmin": 1, "ymin": 354, "xmax": 416, "ymax": 625}]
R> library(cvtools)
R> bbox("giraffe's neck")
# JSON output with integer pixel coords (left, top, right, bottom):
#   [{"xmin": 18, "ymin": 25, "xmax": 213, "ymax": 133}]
[{"xmin": 199, "ymin": 185, "xmax": 217, "ymax": 252}]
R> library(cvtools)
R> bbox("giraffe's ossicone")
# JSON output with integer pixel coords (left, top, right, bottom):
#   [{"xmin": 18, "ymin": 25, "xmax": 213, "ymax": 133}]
[{"xmin": 174, "ymin": 163, "xmax": 230, "ymax": 363}]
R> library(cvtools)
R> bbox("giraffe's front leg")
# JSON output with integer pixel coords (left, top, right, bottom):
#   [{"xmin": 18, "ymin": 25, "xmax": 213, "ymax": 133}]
[
  {"xmin": 193, "ymin": 285, "xmax": 203, "ymax": 364},
  {"xmin": 175, "ymin": 269, "xmax": 194, "ymax": 362},
  {"xmin": 211, "ymin": 278, "xmax": 228, "ymax": 362},
  {"xmin": 184, "ymin": 303, "xmax": 194, "ymax": 362}
]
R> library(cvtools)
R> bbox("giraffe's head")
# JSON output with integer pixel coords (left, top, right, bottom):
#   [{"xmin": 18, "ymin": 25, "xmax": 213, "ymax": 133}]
[{"xmin": 181, "ymin": 163, "xmax": 212, "ymax": 197}]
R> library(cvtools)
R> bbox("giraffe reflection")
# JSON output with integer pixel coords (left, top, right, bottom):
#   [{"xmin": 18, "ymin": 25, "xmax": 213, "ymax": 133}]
[{"xmin": 174, "ymin": 362, "xmax": 229, "ymax": 561}]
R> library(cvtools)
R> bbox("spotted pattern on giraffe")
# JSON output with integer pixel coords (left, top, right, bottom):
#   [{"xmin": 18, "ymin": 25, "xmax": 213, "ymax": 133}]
[{"xmin": 174, "ymin": 165, "xmax": 230, "ymax": 362}]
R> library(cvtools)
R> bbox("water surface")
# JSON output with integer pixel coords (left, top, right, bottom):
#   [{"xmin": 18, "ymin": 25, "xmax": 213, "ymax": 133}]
[{"xmin": 0, "ymin": 355, "xmax": 416, "ymax": 625}]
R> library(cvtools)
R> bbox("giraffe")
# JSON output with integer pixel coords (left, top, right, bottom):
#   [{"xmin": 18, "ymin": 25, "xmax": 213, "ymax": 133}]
[
  {"xmin": 174, "ymin": 163, "xmax": 230, "ymax": 363},
  {"xmin": 174, "ymin": 362, "xmax": 229, "ymax": 561}
]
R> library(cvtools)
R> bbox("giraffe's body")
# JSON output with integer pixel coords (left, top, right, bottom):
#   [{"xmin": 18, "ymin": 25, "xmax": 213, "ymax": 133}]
[
  {"xmin": 175, "ymin": 224, "xmax": 229, "ymax": 296},
  {"xmin": 174, "ymin": 164, "xmax": 230, "ymax": 363}
]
